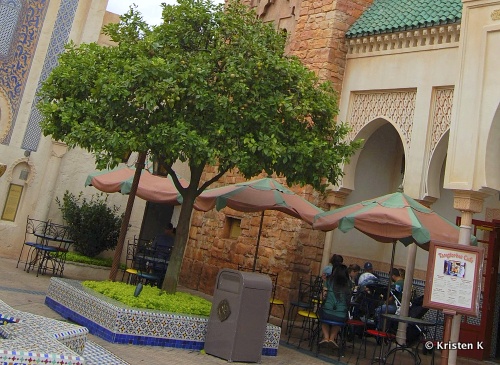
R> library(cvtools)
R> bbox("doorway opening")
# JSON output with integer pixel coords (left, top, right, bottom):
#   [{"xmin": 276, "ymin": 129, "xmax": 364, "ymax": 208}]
[{"xmin": 139, "ymin": 201, "xmax": 173, "ymax": 242}]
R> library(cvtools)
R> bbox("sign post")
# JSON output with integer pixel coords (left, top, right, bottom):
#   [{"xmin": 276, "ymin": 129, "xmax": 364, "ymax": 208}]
[{"xmin": 424, "ymin": 241, "xmax": 484, "ymax": 365}]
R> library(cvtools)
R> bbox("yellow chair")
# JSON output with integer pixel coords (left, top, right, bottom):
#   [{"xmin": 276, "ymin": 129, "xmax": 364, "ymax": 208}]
[{"xmin": 265, "ymin": 272, "xmax": 285, "ymax": 328}]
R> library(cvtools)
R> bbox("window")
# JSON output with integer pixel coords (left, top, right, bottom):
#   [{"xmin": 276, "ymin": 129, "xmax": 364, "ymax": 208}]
[{"xmin": 223, "ymin": 217, "xmax": 241, "ymax": 239}]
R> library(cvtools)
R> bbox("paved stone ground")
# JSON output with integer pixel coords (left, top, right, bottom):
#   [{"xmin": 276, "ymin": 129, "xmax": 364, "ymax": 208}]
[{"xmin": 0, "ymin": 256, "xmax": 494, "ymax": 365}]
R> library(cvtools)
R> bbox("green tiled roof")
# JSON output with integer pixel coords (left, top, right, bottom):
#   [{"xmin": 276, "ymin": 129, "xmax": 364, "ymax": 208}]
[{"xmin": 346, "ymin": 0, "xmax": 462, "ymax": 38}]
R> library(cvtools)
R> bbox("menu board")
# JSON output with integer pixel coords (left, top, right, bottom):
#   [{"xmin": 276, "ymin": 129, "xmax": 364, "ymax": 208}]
[{"xmin": 424, "ymin": 241, "xmax": 483, "ymax": 317}]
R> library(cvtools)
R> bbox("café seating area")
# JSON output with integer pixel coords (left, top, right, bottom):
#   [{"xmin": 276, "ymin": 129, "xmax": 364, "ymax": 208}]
[
  {"xmin": 283, "ymin": 273, "xmax": 443, "ymax": 365},
  {"xmin": 121, "ymin": 235, "xmax": 172, "ymax": 288},
  {"xmin": 16, "ymin": 216, "xmax": 73, "ymax": 277}
]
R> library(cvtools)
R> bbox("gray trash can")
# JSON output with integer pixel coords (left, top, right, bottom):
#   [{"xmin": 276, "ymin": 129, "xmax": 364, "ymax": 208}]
[{"xmin": 205, "ymin": 268, "xmax": 272, "ymax": 363}]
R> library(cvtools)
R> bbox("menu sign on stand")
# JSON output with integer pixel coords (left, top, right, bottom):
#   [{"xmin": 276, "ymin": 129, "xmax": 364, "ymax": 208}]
[{"xmin": 424, "ymin": 241, "xmax": 484, "ymax": 316}]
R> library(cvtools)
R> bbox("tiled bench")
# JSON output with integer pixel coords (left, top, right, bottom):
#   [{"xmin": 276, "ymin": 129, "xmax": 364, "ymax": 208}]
[
  {"xmin": 0, "ymin": 299, "xmax": 87, "ymax": 365},
  {"xmin": 46, "ymin": 277, "xmax": 281, "ymax": 356}
]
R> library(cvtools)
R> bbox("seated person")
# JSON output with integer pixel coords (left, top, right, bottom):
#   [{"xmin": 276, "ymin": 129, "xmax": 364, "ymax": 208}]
[
  {"xmin": 374, "ymin": 268, "xmax": 404, "ymax": 330},
  {"xmin": 348, "ymin": 263, "xmax": 361, "ymax": 289},
  {"xmin": 320, "ymin": 253, "xmax": 343, "ymax": 282},
  {"xmin": 321, "ymin": 265, "xmax": 333, "ymax": 281},
  {"xmin": 319, "ymin": 264, "xmax": 351, "ymax": 347},
  {"xmin": 358, "ymin": 262, "xmax": 380, "ymax": 292},
  {"xmin": 152, "ymin": 223, "xmax": 176, "ymax": 257}
]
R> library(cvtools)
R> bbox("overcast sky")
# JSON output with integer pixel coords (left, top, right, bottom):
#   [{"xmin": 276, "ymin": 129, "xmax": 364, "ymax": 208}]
[{"xmin": 106, "ymin": 0, "xmax": 224, "ymax": 26}]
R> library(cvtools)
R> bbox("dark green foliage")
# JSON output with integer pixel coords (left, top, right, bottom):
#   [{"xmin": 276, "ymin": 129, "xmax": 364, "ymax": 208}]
[
  {"xmin": 57, "ymin": 191, "xmax": 122, "ymax": 257},
  {"xmin": 39, "ymin": 0, "xmax": 362, "ymax": 292}
]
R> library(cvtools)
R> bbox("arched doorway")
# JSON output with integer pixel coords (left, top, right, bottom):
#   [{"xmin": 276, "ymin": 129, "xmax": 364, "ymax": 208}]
[{"xmin": 332, "ymin": 120, "xmax": 405, "ymax": 266}]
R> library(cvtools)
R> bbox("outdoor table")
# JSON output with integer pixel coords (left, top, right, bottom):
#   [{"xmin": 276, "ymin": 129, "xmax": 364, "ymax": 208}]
[
  {"xmin": 381, "ymin": 313, "xmax": 436, "ymax": 365},
  {"xmin": 29, "ymin": 232, "xmax": 74, "ymax": 277},
  {"xmin": 134, "ymin": 246, "xmax": 171, "ymax": 287}
]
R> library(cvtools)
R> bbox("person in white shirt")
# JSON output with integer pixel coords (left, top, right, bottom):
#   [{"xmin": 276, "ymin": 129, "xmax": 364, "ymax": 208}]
[{"xmin": 358, "ymin": 262, "xmax": 378, "ymax": 287}]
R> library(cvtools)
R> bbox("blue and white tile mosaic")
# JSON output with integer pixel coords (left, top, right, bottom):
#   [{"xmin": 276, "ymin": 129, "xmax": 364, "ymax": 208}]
[
  {"xmin": 0, "ymin": 0, "xmax": 49, "ymax": 144},
  {"xmin": 0, "ymin": 299, "xmax": 87, "ymax": 364},
  {"xmin": 82, "ymin": 341, "xmax": 129, "ymax": 365},
  {"xmin": 21, "ymin": 0, "xmax": 79, "ymax": 150},
  {"xmin": 45, "ymin": 278, "xmax": 280, "ymax": 356}
]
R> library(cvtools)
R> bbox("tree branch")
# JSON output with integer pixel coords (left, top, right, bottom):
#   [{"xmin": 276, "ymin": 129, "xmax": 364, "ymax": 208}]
[{"xmin": 197, "ymin": 167, "xmax": 229, "ymax": 195}]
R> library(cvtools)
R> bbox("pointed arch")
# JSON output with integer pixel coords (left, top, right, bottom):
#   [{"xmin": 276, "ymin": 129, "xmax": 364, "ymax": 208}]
[
  {"xmin": 425, "ymin": 130, "xmax": 449, "ymax": 201},
  {"xmin": 341, "ymin": 117, "xmax": 407, "ymax": 192},
  {"xmin": 485, "ymin": 102, "xmax": 500, "ymax": 190}
]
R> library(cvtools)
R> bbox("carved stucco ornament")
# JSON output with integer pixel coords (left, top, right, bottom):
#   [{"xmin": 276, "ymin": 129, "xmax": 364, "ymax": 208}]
[
  {"xmin": 5, "ymin": 157, "xmax": 36, "ymax": 185},
  {"xmin": 491, "ymin": 9, "xmax": 500, "ymax": 21}
]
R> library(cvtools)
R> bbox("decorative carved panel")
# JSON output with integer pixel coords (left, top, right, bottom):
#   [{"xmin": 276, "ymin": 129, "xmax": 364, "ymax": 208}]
[
  {"xmin": 485, "ymin": 208, "xmax": 500, "ymax": 222},
  {"xmin": 348, "ymin": 90, "xmax": 416, "ymax": 147},
  {"xmin": 430, "ymin": 87, "xmax": 453, "ymax": 154}
]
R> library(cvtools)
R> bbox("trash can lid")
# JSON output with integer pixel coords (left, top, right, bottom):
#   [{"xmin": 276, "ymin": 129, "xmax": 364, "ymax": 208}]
[{"xmin": 218, "ymin": 269, "xmax": 272, "ymax": 290}]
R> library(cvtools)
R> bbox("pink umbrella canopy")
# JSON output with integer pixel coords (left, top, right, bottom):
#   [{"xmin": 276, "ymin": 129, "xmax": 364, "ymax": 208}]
[
  {"xmin": 85, "ymin": 167, "xmax": 189, "ymax": 205},
  {"xmin": 196, "ymin": 177, "xmax": 324, "ymax": 271},
  {"xmin": 196, "ymin": 177, "xmax": 323, "ymax": 225},
  {"xmin": 312, "ymin": 192, "xmax": 476, "ymax": 247}
]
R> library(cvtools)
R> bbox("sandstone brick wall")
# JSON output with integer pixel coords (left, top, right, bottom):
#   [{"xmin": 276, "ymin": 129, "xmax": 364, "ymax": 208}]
[
  {"xmin": 179, "ymin": 167, "xmax": 328, "ymax": 308},
  {"xmin": 289, "ymin": 0, "xmax": 375, "ymax": 90}
]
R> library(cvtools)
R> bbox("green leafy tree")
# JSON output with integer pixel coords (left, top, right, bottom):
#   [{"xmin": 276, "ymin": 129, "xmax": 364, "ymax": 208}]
[{"xmin": 38, "ymin": 0, "xmax": 360, "ymax": 293}]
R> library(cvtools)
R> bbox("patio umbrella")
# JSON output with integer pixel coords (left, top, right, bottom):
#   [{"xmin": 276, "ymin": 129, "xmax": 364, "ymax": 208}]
[
  {"xmin": 312, "ymin": 192, "xmax": 476, "ymax": 246},
  {"xmin": 312, "ymin": 192, "xmax": 476, "ymax": 339},
  {"xmin": 85, "ymin": 167, "xmax": 189, "ymax": 205},
  {"xmin": 196, "ymin": 177, "xmax": 324, "ymax": 271}
]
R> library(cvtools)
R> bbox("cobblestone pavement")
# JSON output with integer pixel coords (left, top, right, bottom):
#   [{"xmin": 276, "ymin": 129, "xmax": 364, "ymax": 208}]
[{"xmin": 0, "ymin": 256, "xmax": 494, "ymax": 365}]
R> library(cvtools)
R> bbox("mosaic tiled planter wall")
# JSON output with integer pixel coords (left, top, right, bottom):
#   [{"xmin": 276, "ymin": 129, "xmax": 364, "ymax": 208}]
[
  {"xmin": 45, "ymin": 278, "xmax": 280, "ymax": 356},
  {"xmin": 0, "ymin": 299, "xmax": 87, "ymax": 365}
]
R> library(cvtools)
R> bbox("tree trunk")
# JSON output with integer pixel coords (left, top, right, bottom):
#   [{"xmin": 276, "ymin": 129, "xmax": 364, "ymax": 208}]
[
  {"xmin": 109, "ymin": 152, "xmax": 146, "ymax": 281},
  {"xmin": 161, "ymin": 170, "xmax": 201, "ymax": 293}
]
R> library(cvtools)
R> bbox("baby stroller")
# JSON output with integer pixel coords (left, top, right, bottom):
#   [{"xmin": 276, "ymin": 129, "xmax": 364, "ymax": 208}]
[{"xmin": 385, "ymin": 294, "xmax": 428, "ymax": 344}]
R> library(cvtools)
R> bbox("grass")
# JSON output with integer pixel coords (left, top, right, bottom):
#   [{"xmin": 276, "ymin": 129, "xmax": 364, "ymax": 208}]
[
  {"xmin": 83, "ymin": 280, "xmax": 212, "ymax": 316},
  {"xmin": 65, "ymin": 251, "xmax": 125, "ymax": 269}
]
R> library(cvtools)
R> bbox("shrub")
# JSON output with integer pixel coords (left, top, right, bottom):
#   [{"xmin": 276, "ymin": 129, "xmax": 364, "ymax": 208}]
[{"xmin": 57, "ymin": 191, "xmax": 122, "ymax": 257}]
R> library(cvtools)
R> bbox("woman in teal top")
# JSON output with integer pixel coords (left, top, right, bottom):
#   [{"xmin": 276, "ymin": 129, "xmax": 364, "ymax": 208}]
[{"xmin": 319, "ymin": 264, "xmax": 351, "ymax": 346}]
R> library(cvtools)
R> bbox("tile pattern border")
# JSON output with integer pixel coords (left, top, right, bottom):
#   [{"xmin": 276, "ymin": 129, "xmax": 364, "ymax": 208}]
[{"xmin": 45, "ymin": 278, "xmax": 280, "ymax": 356}]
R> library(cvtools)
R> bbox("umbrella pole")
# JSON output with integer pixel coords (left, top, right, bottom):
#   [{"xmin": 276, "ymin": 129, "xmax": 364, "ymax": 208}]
[
  {"xmin": 252, "ymin": 211, "xmax": 265, "ymax": 272},
  {"xmin": 378, "ymin": 240, "xmax": 397, "ymax": 362},
  {"xmin": 383, "ymin": 240, "xmax": 397, "ymax": 331}
]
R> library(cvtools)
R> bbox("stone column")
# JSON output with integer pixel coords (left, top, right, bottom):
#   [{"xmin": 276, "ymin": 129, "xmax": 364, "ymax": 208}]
[
  {"xmin": 397, "ymin": 198, "xmax": 435, "ymax": 344},
  {"xmin": 321, "ymin": 189, "xmax": 350, "ymax": 268},
  {"xmin": 447, "ymin": 190, "xmax": 486, "ymax": 365},
  {"xmin": 31, "ymin": 141, "xmax": 68, "ymax": 219}
]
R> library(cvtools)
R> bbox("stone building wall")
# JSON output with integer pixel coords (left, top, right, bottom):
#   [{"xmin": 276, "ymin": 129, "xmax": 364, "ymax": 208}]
[
  {"xmin": 179, "ymin": 167, "xmax": 328, "ymax": 305},
  {"xmin": 289, "ymin": 0, "xmax": 375, "ymax": 89}
]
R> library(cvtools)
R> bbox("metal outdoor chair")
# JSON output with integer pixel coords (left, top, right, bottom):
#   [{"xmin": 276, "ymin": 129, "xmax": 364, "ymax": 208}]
[
  {"xmin": 135, "ymin": 243, "xmax": 171, "ymax": 288},
  {"xmin": 287, "ymin": 275, "xmax": 323, "ymax": 349},
  {"xmin": 121, "ymin": 236, "xmax": 150, "ymax": 284},
  {"xmin": 237, "ymin": 265, "xmax": 285, "ymax": 327},
  {"xmin": 357, "ymin": 292, "xmax": 396, "ymax": 364},
  {"xmin": 17, "ymin": 216, "xmax": 50, "ymax": 271},
  {"xmin": 264, "ymin": 271, "xmax": 285, "ymax": 328},
  {"xmin": 32, "ymin": 223, "xmax": 72, "ymax": 277},
  {"xmin": 286, "ymin": 275, "xmax": 315, "ymax": 336}
]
